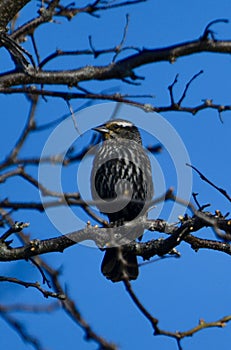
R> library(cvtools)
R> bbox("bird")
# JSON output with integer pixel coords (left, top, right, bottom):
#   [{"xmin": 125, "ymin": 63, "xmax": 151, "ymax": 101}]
[{"xmin": 91, "ymin": 119, "xmax": 154, "ymax": 282}]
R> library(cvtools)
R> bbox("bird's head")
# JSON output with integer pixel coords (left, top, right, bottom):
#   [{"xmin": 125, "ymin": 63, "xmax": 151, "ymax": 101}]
[{"xmin": 93, "ymin": 119, "xmax": 142, "ymax": 144}]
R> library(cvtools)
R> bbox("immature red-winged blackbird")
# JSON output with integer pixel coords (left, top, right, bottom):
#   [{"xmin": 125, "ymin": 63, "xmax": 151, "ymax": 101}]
[{"xmin": 91, "ymin": 119, "xmax": 154, "ymax": 282}]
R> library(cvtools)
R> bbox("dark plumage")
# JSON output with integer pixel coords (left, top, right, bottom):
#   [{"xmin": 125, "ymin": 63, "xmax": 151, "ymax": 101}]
[{"xmin": 91, "ymin": 119, "xmax": 154, "ymax": 282}]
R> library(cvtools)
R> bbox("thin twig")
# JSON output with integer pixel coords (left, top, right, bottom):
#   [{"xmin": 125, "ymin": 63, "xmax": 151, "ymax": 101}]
[
  {"xmin": 201, "ymin": 18, "xmax": 229, "ymax": 40},
  {"xmin": 178, "ymin": 70, "xmax": 203, "ymax": 105},
  {"xmin": 0, "ymin": 221, "xmax": 29, "ymax": 242},
  {"xmin": 0, "ymin": 310, "xmax": 44, "ymax": 350},
  {"xmin": 1, "ymin": 86, "xmax": 231, "ymax": 116},
  {"xmin": 30, "ymin": 33, "xmax": 40, "ymax": 65},
  {"xmin": 0, "ymin": 276, "xmax": 65, "ymax": 299},
  {"xmin": 187, "ymin": 163, "xmax": 231, "ymax": 202},
  {"xmin": 168, "ymin": 74, "xmax": 178, "ymax": 105},
  {"xmin": 0, "ymin": 302, "xmax": 59, "ymax": 313},
  {"xmin": 123, "ymin": 279, "xmax": 159, "ymax": 330},
  {"xmin": 112, "ymin": 13, "xmax": 130, "ymax": 61},
  {"xmin": 6, "ymin": 96, "xmax": 38, "ymax": 161}
]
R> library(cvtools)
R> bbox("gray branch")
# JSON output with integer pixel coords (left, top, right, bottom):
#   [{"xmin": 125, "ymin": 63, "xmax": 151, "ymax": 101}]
[
  {"xmin": 0, "ymin": 39, "xmax": 231, "ymax": 87},
  {"xmin": 1, "ymin": 214, "xmax": 231, "ymax": 262}
]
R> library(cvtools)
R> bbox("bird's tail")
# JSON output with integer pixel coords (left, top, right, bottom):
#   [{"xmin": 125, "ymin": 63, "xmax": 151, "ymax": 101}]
[{"xmin": 101, "ymin": 247, "xmax": 138, "ymax": 282}]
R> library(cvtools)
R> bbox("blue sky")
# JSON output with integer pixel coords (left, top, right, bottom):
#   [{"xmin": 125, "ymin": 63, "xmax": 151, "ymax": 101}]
[{"xmin": 1, "ymin": 1, "xmax": 231, "ymax": 350}]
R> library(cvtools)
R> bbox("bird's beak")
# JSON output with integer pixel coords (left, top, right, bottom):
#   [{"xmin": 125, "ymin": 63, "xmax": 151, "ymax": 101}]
[{"xmin": 93, "ymin": 125, "xmax": 109, "ymax": 134}]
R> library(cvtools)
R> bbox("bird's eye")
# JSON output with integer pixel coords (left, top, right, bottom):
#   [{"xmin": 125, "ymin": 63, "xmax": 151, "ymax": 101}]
[{"xmin": 110, "ymin": 125, "xmax": 120, "ymax": 133}]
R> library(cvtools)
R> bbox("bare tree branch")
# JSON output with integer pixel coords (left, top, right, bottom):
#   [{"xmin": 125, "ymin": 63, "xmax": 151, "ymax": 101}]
[
  {"xmin": 187, "ymin": 163, "xmax": 231, "ymax": 202},
  {"xmin": 0, "ymin": 209, "xmax": 231, "ymax": 262},
  {"xmin": 0, "ymin": 210, "xmax": 117, "ymax": 350},
  {"xmin": 0, "ymin": 38, "xmax": 231, "ymax": 88},
  {"xmin": 0, "ymin": 86, "xmax": 230, "ymax": 116},
  {"xmin": 0, "ymin": 2, "xmax": 230, "ymax": 348},
  {"xmin": 123, "ymin": 278, "xmax": 231, "ymax": 350},
  {"xmin": 0, "ymin": 308, "xmax": 45, "ymax": 350},
  {"xmin": 0, "ymin": 276, "xmax": 65, "ymax": 299},
  {"xmin": 0, "ymin": 302, "xmax": 59, "ymax": 313}
]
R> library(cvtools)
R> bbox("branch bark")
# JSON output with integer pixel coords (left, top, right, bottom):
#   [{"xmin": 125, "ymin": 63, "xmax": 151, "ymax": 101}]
[
  {"xmin": 0, "ymin": 39, "xmax": 231, "ymax": 87},
  {"xmin": 0, "ymin": 0, "xmax": 31, "ymax": 30},
  {"xmin": 1, "ymin": 214, "xmax": 231, "ymax": 262}
]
